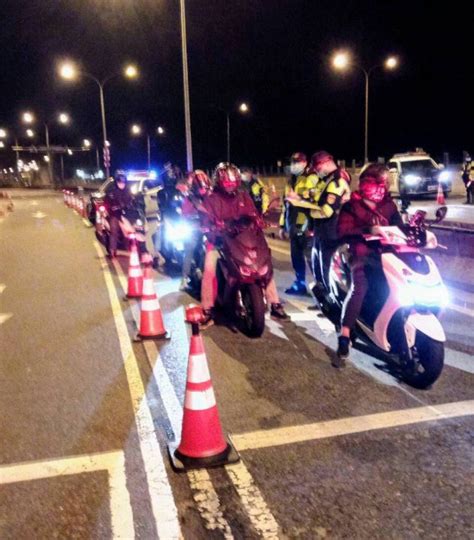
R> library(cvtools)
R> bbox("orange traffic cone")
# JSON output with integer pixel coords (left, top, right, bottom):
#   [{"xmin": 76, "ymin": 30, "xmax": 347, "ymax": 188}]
[
  {"xmin": 436, "ymin": 182, "xmax": 445, "ymax": 205},
  {"xmin": 135, "ymin": 265, "xmax": 170, "ymax": 340},
  {"xmin": 126, "ymin": 236, "xmax": 143, "ymax": 298},
  {"xmin": 168, "ymin": 305, "xmax": 239, "ymax": 471}
]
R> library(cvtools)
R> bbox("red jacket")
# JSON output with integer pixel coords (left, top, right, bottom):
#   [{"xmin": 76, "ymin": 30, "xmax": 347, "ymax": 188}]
[
  {"xmin": 337, "ymin": 193, "xmax": 403, "ymax": 256},
  {"xmin": 203, "ymin": 188, "xmax": 258, "ymax": 225}
]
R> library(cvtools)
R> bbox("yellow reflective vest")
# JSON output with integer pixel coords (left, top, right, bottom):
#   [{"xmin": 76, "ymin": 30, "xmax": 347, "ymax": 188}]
[
  {"xmin": 279, "ymin": 173, "xmax": 318, "ymax": 231},
  {"xmin": 246, "ymin": 177, "xmax": 269, "ymax": 214},
  {"xmin": 289, "ymin": 169, "xmax": 351, "ymax": 240}
]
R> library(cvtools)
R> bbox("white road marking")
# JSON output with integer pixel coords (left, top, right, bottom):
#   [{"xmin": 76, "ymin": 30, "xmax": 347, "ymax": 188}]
[
  {"xmin": 95, "ymin": 241, "xmax": 181, "ymax": 539},
  {"xmin": 0, "ymin": 283, "xmax": 6, "ymax": 294},
  {"xmin": 232, "ymin": 400, "xmax": 474, "ymax": 452},
  {"xmin": 225, "ymin": 461, "xmax": 280, "ymax": 539},
  {"xmin": 444, "ymin": 349, "xmax": 474, "ymax": 374},
  {"xmin": 0, "ymin": 450, "xmax": 134, "ymax": 539},
  {"xmin": 265, "ymin": 314, "xmax": 289, "ymax": 341},
  {"xmin": 0, "ymin": 313, "xmax": 13, "ymax": 325},
  {"xmin": 110, "ymin": 258, "xmax": 234, "ymax": 537},
  {"xmin": 31, "ymin": 211, "xmax": 47, "ymax": 219}
]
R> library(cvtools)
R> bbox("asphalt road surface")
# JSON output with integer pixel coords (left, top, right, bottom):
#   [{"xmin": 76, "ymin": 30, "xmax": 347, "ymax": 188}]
[{"xmin": 1, "ymin": 190, "xmax": 473, "ymax": 539}]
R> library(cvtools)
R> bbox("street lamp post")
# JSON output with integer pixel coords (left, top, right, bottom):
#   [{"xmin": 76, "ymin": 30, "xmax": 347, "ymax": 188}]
[
  {"xmin": 332, "ymin": 52, "xmax": 399, "ymax": 163},
  {"xmin": 218, "ymin": 102, "xmax": 249, "ymax": 162},
  {"xmin": 180, "ymin": 0, "xmax": 193, "ymax": 172},
  {"xmin": 59, "ymin": 61, "xmax": 138, "ymax": 178},
  {"xmin": 130, "ymin": 125, "xmax": 165, "ymax": 171},
  {"xmin": 22, "ymin": 111, "xmax": 71, "ymax": 185}
]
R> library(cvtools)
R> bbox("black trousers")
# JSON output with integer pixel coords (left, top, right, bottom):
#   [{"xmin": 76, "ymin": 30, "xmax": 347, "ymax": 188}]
[
  {"xmin": 466, "ymin": 182, "xmax": 474, "ymax": 204},
  {"xmin": 341, "ymin": 254, "xmax": 379, "ymax": 329},
  {"xmin": 290, "ymin": 229, "xmax": 310, "ymax": 283},
  {"xmin": 311, "ymin": 236, "xmax": 339, "ymax": 290}
]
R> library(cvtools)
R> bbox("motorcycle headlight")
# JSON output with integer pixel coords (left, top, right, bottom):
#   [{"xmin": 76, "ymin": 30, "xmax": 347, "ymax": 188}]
[
  {"xmin": 166, "ymin": 221, "xmax": 192, "ymax": 242},
  {"xmin": 397, "ymin": 280, "xmax": 449, "ymax": 308},
  {"xmin": 439, "ymin": 171, "xmax": 450, "ymax": 182},
  {"xmin": 404, "ymin": 174, "xmax": 421, "ymax": 186}
]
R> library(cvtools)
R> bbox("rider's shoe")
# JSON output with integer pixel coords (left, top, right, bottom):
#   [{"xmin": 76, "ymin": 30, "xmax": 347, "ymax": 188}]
[
  {"xmin": 270, "ymin": 303, "xmax": 290, "ymax": 321},
  {"xmin": 200, "ymin": 308, "xmax": 214, "ymax": 329},
  {"xmin": 333, "ymin": 336, "xmax": 350, "ymax": 368}
]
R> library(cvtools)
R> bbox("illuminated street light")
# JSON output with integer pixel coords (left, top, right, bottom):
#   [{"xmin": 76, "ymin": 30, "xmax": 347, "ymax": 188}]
[
  {"xmin": 26, "ymin": 129, "xmax": 35, "ymax": 138},
  {"xmin": 58, "ymin": 59, "xmax": 140, "ymax": 177},
  {"xmin": 131, "ymin": 124, "xmax": 142, "ymax": 136},
  {"xmin": 58, "ymin": 112, "xmax": 70, "ymax": 125},
  {"xmin": 157, "ymin": 126, "xmax": 165, "ymax": 135},
  {"xmin": 331, "ymin": 50, "xmax": 400, "ymax": 162},
  {"xmin": 239, "ymin": 102, "xmax": 249, "ymax": 113},
  {"xmin": 222, "ymin": 101, "xmax": 251, "ymax": 162},
  {"xmin": 23, "ymin": 112, "xmax": 35, "ymax": 124},
  {"xmin": 0, "ymin": 142, "xmax": 4, "ymax": 148},
  {"xmin": 124, "ymin": 64, "xmax": 138, "ymax": 79},
  {"xmin": 59, "ymin": 62, "xmax": 77, "ymax": 80},
  {"xmin": 385, "ymin": 56, "xmax": 399, "ymax": 70},
  {"xmin": 44, "ymin": 155, "xmax": 50, "ymax": 162},
  {"xmin": 130, "ymin": 124, "xmax": 164, "ymax": 170},
  {"xmin": 67, "ymin": 148, "xmax": 73, "ymax": 156},
  {"xmin": 333, "ymin": 52, "xmax": 350, "ymax": 70},
  {"xmin": 82, "ymin": 139, "xmax": 91, "ymax": 148},
  {"xmin": 0, "ymin": 128, "xmax": 6, "ymax": 138}
]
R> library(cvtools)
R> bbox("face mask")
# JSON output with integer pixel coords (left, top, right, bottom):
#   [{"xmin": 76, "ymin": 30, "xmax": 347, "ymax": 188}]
[
  {"xmin": 360, "ymin": 182, "xmax": 386, "ymax": 203},
  {"xmin": 290, "ymin": 163, "xmax": 305, "ymax": 175}
]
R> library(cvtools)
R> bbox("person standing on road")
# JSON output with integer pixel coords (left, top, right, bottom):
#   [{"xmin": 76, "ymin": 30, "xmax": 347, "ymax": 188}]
[
  {"xmin": 462, "ymin": 155, "xmax": 474, "ymax": 204},
  {"xmin": 335, "ymin": 164, "xmax": 403, "ymax": 365},
  {"xmin": 200, "ymin": 163, "xmax": 289, "ymax": 327},
  {"xmin": 241, "ymin": 167, "xmax": 269, "ymax": 215},
  {"xmin": 104, "ymin": 170, "xmax": 133, "ymax": 259},
  {"xmin": 279, "ymin": 152, "xmax": 315, "ymax": 295},
  {"xmin": 287, "ymin": 151, "xmax": 351, "ymax": 304}
]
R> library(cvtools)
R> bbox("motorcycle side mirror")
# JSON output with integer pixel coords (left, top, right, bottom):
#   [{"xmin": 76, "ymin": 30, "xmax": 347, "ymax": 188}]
[{"xmin": 435, "ymin": 206, "xmax": 448, "ymax": 223}]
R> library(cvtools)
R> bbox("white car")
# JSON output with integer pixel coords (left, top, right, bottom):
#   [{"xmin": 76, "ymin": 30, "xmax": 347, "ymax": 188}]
[{"xmin": 386, "ymin": 150, "xmax": 452, "ymax": 197}]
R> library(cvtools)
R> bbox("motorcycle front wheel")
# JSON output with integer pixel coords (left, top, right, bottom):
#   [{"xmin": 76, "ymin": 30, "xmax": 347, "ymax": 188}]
[
  {"xmin": 402, "ymin": 332, "xmax": 444, "ymax": 389},
  {"xmin": 240, "ymin": 284, "xmax": 266, "ymax": 338}
]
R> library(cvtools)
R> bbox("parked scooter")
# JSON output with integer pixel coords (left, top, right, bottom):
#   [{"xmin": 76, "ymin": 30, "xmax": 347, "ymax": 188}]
[{"xmin": 319, "ymin": 206, "xmax": 449, "ymax": 389}]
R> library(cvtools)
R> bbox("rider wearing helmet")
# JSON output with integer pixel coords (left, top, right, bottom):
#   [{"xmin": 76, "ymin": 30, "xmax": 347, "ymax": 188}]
[
  {"xmin": 462, "ymin": 155, "xmax": 474, "ymax": 205},
  {"xmin": 104, "ymin": 170, "xmax": 133, "ymax": 258},
  {"xmin": 180, "ymin": 170, "xmax": 212, "ymax": 291},
  {"xmin": 200, "ymin": 162, "xmax": 288, "ymax": 326},
  {"xmin": 287, "ymin": 151, "xmax": 351, "ymax": 306},
  {"xmin": 279, "ymin": 152, "xmax": 316, "ymax": 295},
  {"xmin": 241, "ymin": 167, "xmax": 269, "ymax": 215},
  {"xmin": 335, "ymin": 163, "xmax": 403, "ymax": 365}
]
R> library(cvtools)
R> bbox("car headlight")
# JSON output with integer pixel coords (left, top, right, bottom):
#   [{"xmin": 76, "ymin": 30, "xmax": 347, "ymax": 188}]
[
  {"xmin": 404, "ymin": 174, "xmax": 421, "ymax": 186},
  {"xmin": 439, "ymin": 171, "xmax": 450, "ymax": 182}
]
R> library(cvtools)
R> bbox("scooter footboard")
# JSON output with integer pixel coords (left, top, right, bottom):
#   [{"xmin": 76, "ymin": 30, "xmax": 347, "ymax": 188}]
[{"xmin": 405, "ymin": 312, "xmax": 446, "ymax": 346}]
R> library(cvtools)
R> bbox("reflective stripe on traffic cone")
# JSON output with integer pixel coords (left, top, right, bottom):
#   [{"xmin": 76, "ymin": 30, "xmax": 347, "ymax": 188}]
[
  {"xmin": 168, "ymin": 306, "xmax": 239, "ymax": 471},
  {"xmin": 126, "ymin": 236, "xmax": 143, "ymax": 298},
  {"xmin": 136, "ymin": 265, "xmax": 170, "ymax": 339},
  {"xmin": 436, "ymin": 182, "xmax": 445, "ymax": 205}
]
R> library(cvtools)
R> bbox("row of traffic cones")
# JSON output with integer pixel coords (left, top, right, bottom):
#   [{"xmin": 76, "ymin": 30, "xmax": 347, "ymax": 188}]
[
  {"xmin": 122, "ymin": 236, "xmax": 239, "ymax": 471},
  {"xmin": 63, "ymin": 190, "xmax": 88, "ymax": 219}
]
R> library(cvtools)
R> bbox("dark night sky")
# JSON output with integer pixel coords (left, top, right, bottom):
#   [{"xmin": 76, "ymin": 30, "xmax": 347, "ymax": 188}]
[{"xmin": 0, "ymin": 0, "xmax": 471, "ymax": 172}]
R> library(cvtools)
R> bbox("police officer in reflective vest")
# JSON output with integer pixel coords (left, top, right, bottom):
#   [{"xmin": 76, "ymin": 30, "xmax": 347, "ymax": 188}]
[
  {"xmin": 279, "ymin": 152, "xmax": 317, "ymax": 295},
  {"xmin": 241, "ymin": 167, "xmax": 269, "ymax": 215},
  {"xmin": 287, "ymin": 151, "xmax": 351, "ymax": 303}
]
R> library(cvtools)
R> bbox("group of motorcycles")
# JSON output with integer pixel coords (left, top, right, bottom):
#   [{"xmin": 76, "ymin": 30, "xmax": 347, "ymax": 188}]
[{"xmin": 93, "ymin": 185, "xmax": 450, "ymax": 389}]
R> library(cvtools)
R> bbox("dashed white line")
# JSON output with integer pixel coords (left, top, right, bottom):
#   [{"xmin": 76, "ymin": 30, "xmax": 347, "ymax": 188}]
[
  {"xmin": 95, "ymin": 241, "xmax": 181, "ymax": 540},
  {"xmin": 110, "ymin": 257, "xmax": 235, "ymax": 537}
]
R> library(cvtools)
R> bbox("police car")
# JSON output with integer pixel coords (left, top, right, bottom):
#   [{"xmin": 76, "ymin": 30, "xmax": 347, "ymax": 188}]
[{"xmin": 386, "ymin": 150, "xmax": 452, "ymax": 197}]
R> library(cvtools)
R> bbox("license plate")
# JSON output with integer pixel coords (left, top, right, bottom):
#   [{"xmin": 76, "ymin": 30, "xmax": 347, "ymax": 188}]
[{"xmin": 427, "ymin": 184, "xmax": 438, "ymax": 191}]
